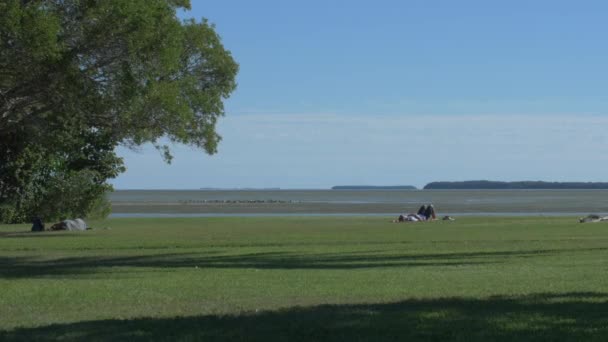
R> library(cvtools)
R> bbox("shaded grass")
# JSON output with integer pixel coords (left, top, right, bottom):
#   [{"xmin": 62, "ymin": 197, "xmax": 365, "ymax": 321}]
[
  {"xmin": 2, "ymin": 293, "xmax": 608, "ymax": 341},
  {"xmin": 1, "ymin": 216, "xmax": 608, "ymax": 340}
]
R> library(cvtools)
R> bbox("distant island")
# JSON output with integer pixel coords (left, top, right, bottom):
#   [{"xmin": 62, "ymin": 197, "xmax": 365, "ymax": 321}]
[
  {"xmin": 332, "ymin": 185, "xmax": 417, "ymax": 190},
  {"xmin": 423, "ymin": 181, "xmax": 608, "ymax": 190}
]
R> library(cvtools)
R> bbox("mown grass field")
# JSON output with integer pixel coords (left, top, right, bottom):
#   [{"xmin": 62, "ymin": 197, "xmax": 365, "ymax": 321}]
[{"xmin": 1, "ymin": 217, "xmax": 607, "ymax": 341}]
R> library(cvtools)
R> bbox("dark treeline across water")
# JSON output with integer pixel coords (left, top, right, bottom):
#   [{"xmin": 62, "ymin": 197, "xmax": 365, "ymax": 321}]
[
  {"xmin": 425, "ymin": 181, "xmax": 608, "ymax": 189},
  {"xmin": 334, "ymin": 181, "xmax": 608, "ymax": 190},
  {"xmin": 332, "ymin": 181, "xmax": 608, "ymax": 190}
]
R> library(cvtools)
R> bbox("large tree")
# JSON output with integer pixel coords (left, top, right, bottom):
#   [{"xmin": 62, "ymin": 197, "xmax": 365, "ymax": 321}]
[{"xmin": 0, "ymin": 0, "xmax": 238, "ymax": 223}]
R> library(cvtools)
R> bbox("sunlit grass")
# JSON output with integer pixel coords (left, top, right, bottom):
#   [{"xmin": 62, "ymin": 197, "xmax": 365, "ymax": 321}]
[{"xmin": 1, "ymin": 217, "xmax": 607, "ymax": 341}]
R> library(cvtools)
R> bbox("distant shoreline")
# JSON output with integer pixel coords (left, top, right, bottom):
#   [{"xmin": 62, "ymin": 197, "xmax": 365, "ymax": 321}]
[
  {"xmin": 424, "ymin": 181, "xmax": 608, "ymax": 190},
  {"xmin": 113, "ymin": 181, "xmax": 608, "ymax": 191}
]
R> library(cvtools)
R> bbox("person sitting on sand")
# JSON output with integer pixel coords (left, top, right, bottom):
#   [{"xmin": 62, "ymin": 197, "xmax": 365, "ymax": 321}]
[
  {"xmin": 393, "ymin": 204, "xmax": 436, "ymax": 222},
  {"xmin": 579, "ymin": 214, "xmax": 608, "ymax": 223},
  {"xmin": 31, "ymin": 216, "xmax": 45, "ymax": 232}
]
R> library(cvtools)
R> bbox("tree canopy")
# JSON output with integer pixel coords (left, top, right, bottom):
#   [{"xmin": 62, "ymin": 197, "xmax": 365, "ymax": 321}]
[{"xmin": 0, "ymin": 0, "xmax": 238, "ymax": 223}]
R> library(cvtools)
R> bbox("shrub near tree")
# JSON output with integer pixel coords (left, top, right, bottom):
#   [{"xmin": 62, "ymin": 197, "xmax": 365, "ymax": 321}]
[{"xmin": 0, "ymin": 0, "xmax": 238, "ymax": 223}]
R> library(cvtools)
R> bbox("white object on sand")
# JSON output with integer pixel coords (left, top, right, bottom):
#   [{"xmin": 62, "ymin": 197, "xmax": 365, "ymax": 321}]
[{"xmin": 63, "ymin": 218, "xmax": 88, "ymax": 231}]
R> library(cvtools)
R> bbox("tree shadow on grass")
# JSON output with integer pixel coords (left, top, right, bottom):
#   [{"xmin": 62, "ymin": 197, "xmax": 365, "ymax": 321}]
[
  {"xmin": 1, "ymin": 292, "xmax": 607, "ymax": 341},
  {"xmin": 0, "ymin": 231, "xmax": 90, "ymax": 239},
  {"xmin": 0, "ymin": 252, "xmax": 489, "ymax": 278},
  {"xmin": 2, "ymin": 247, "xmax": 606, "ymax": 278}
]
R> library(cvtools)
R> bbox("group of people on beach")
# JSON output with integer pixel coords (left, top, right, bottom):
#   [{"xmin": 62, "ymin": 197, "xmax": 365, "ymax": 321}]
[
  {"xmin": 394, "ymin": 204, "xmax": 437, "ymax": 222},
  {"xmin": 391, "ymin": 205, "xmax": 606, "ymax": 224},
  {"xmin": 31, "ymin": 217, "xmax": 89, "ymax": 231}
]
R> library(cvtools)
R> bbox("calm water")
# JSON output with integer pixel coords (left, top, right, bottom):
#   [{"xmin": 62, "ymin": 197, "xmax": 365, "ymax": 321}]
[{"xmin": 109, "ymin": 190, "xmax": 608, "ymax": 216}]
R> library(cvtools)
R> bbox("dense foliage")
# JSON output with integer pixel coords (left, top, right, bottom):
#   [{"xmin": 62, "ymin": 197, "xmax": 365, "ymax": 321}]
[{"xmin": 0, "ymin": 0, "xmax": 238, "ymax": 223}]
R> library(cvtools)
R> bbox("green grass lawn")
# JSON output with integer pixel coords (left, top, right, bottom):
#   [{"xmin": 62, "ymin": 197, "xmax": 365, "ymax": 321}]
[{"xmin": 1, "ymin": 216, "xmax": 607, "ymax": 341}]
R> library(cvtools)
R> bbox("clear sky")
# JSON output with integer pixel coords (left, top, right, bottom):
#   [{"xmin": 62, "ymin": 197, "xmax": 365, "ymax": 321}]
[{"xmin": 112, "ymin": 0, "xmax": 608, "ymax": 189}]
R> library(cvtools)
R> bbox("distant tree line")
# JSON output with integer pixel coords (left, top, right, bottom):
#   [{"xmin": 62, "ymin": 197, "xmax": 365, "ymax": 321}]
[{"xmin": 423, "ymin": 181, "xmax": 608, "ymax": 190}]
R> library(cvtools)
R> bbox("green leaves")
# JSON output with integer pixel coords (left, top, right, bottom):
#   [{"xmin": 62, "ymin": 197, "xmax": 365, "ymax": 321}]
[{"xmin": 0, "ymin": 0, "xmax": 237, "ymax": 223}]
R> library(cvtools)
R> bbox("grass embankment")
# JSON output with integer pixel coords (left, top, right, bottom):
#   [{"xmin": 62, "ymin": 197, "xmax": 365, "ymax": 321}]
[{"xmin": 1, "ymin": 217, "xmax": 607, "ymax": 341}]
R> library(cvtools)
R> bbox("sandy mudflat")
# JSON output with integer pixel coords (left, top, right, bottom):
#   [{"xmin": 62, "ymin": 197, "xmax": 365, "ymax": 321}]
[{"xmin": 109, "ymin": 189, "xmax": 608, "ymax": 215}]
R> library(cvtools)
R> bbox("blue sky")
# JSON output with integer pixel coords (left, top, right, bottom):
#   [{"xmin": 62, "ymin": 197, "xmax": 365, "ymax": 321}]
[{"xmin": 112, "ymin": 0, "xmax": 608, "ymax": 189}]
